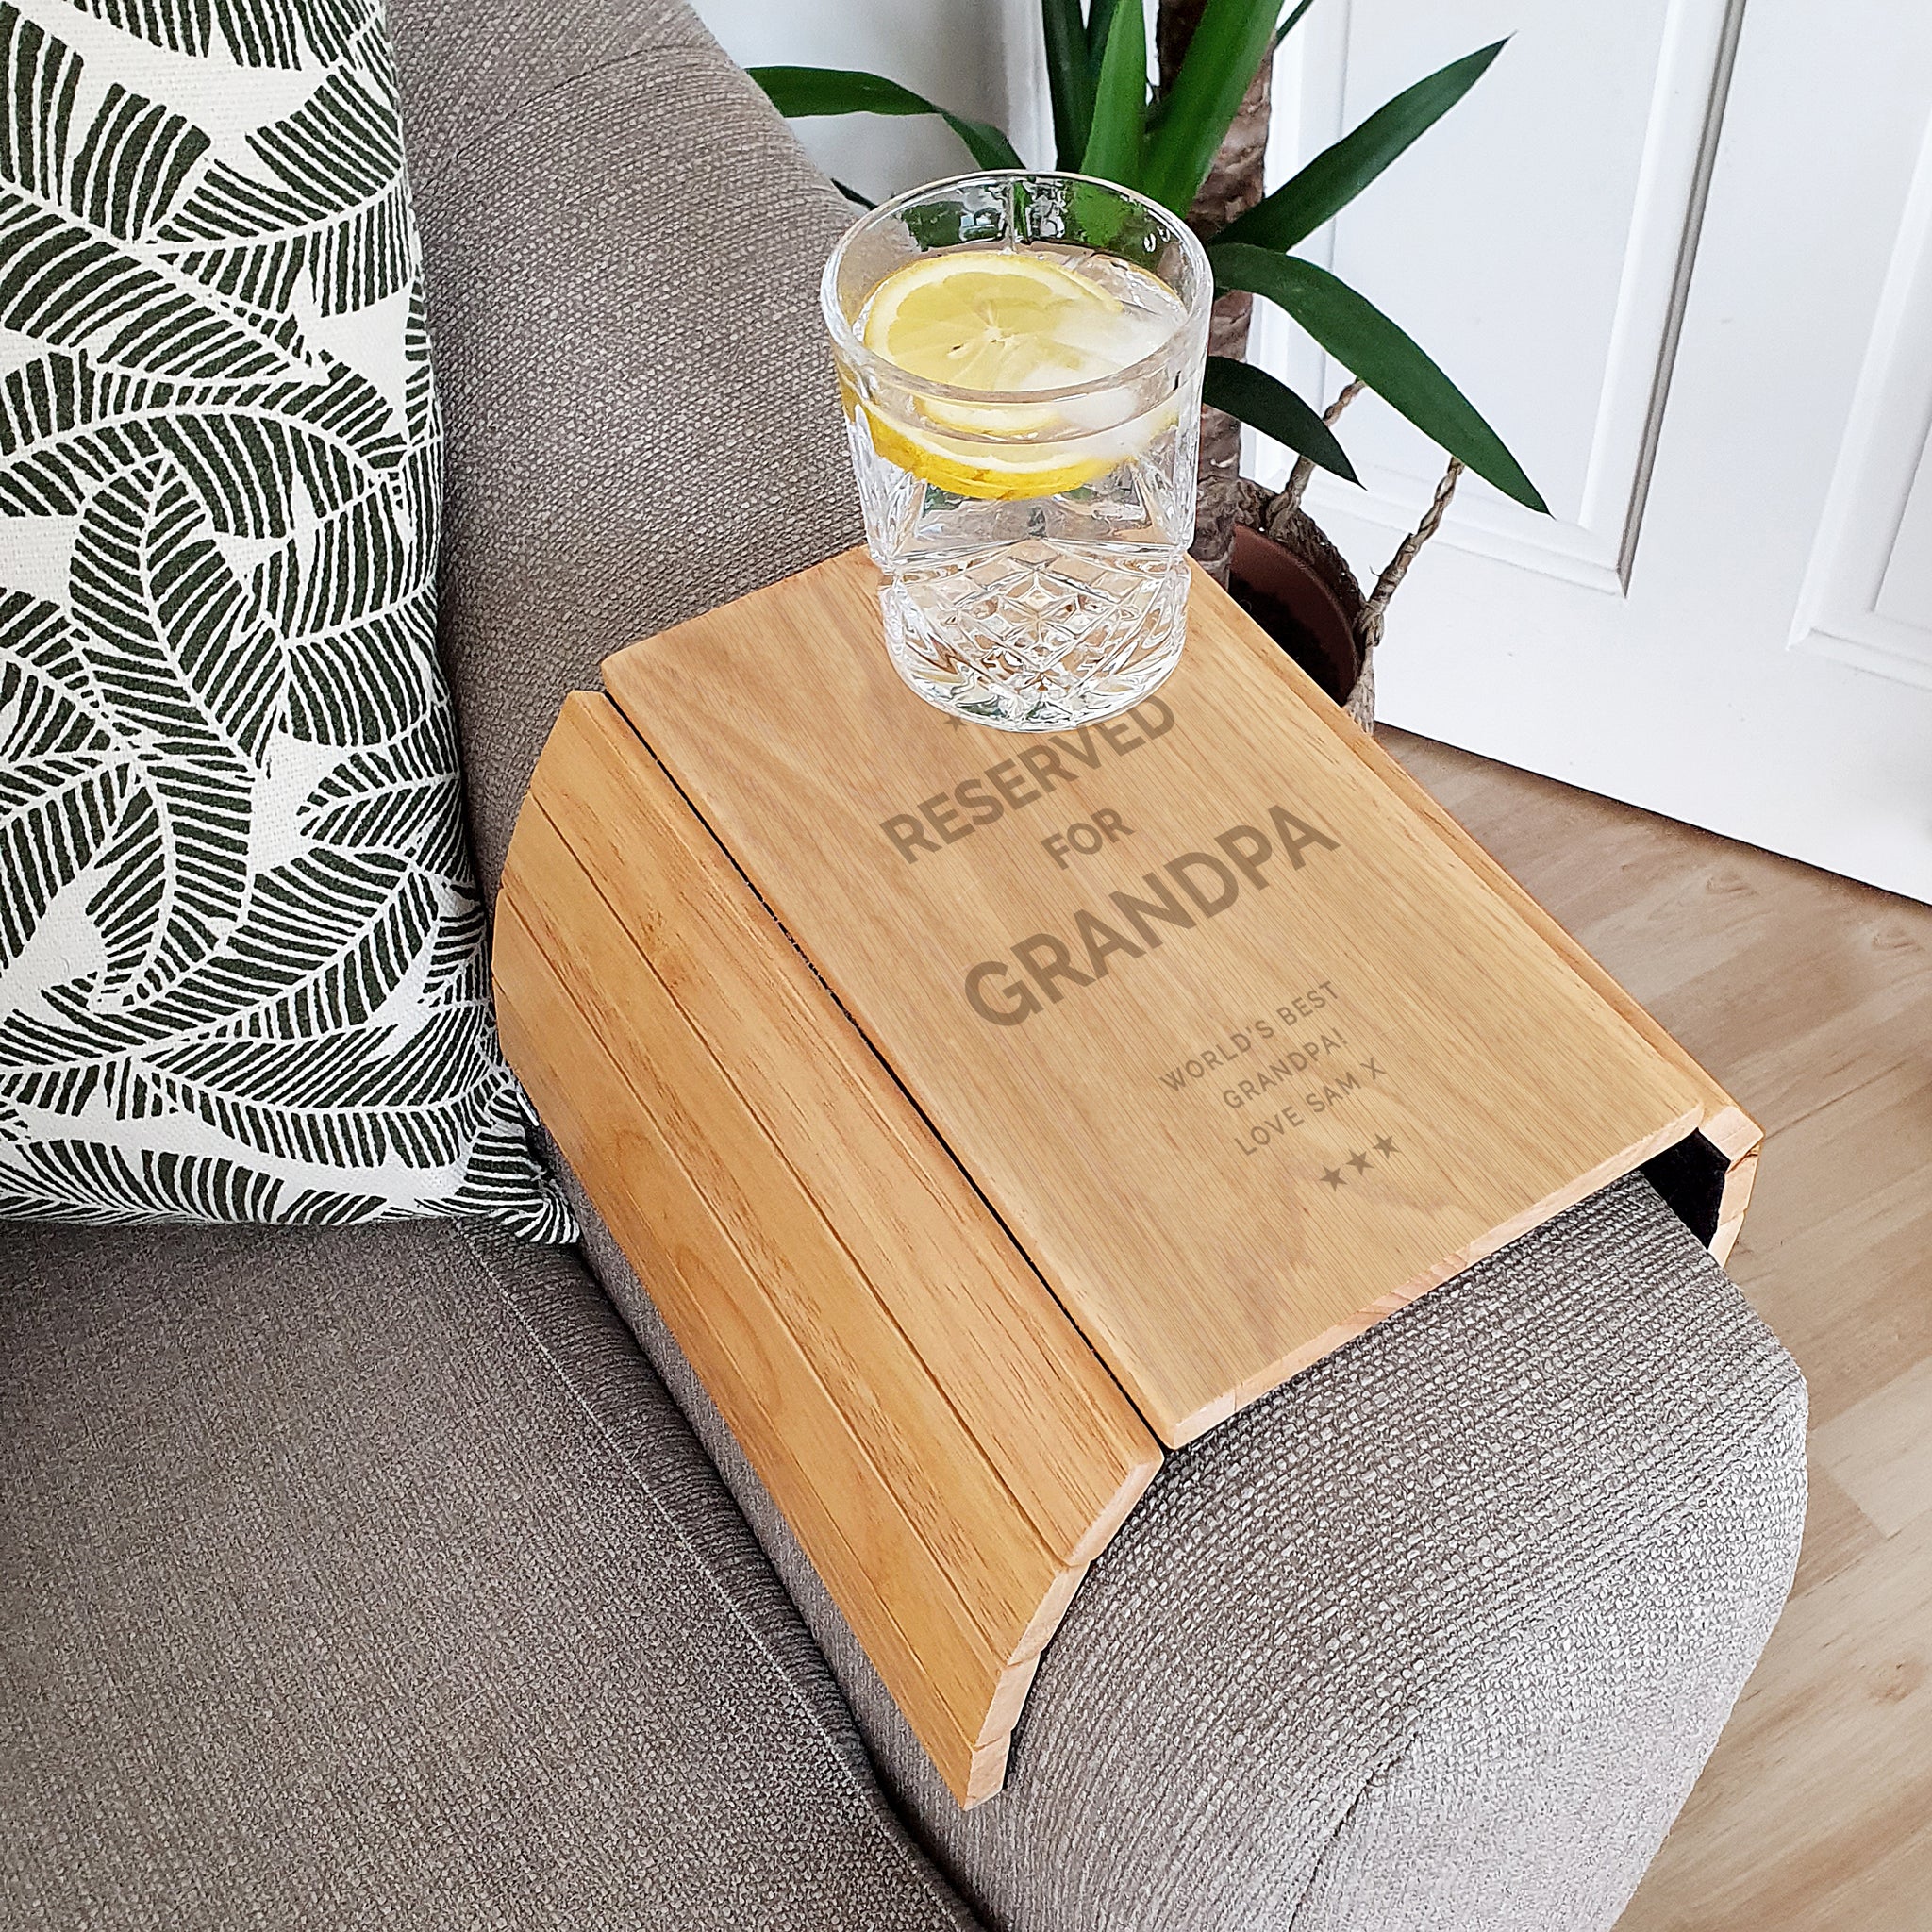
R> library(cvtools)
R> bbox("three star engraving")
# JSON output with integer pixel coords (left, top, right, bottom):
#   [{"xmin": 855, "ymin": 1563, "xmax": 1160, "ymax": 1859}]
[{"xmin": 1318, "ymin": 1135, "xmax": 1400, "ymax": 1191}]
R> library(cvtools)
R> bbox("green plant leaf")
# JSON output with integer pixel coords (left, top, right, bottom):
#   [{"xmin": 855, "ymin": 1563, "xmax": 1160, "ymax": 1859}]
[
  {"xmin": 1140, "ymin": 0, "xmax": 1278, "ymax": 214},
  {"xmin": 747, "ymin": 66, "xmax": 1024, "ymax": 174},
  {"xmin": 1218, "ymin": 40, "xmax": 1506, "ymax": 252},
  {"xmin": 1087, "ymin": 0, "xmax": 1121, "ymax": 76},
  {"xmin": 1272, "ymin": 0, "xmax": 1316, "ymax": 52},
  {"xmin": 1209, "ymin": 244, "xmax": 1546, "ymax": 508},
  {"xmin": 1081, "ymin": 0, "xmax": 1146, "ymax": 184},
  {"xmin": 1201, "ymin": 356, "xmax": 1357, "ymax": 481},
  {"xmin": 1042, "ymin": 0, "xmax": 1094, "ymax": 168}
]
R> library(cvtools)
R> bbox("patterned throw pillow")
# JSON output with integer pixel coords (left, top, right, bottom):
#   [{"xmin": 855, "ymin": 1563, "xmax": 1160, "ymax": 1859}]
[{"xmin": 0, "ymin": 0, "xmax": 571, "ymax": 1238}]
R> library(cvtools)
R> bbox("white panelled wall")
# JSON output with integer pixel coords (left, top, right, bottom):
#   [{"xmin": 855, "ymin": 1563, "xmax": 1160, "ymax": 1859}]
[
  {"xmin": 692, "ymin": 0, "xmax": 1932, "ymax": 903},
  {"xmin": 1254, "ymin": 0, "xmax": 1932, "ymax": 903},
  {"xmin": 691, "ymin": 0, "xmax": 1047, "ymax": 204}
]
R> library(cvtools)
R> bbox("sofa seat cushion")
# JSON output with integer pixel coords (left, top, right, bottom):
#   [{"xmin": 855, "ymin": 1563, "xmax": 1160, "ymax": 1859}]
[
  {"xmin": 0, "ymin": 0, "xmax": 566, "ymax": 1239},
  {"xmin": 0, "ymin": 1216, "xmax": 977, "ymax": 1930}
]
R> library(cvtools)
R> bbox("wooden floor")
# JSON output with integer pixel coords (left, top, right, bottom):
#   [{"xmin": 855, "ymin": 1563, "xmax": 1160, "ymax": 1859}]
[{"xmin": 1383, "ymin": 729, "xmax": 1932, "ymax": 1932}]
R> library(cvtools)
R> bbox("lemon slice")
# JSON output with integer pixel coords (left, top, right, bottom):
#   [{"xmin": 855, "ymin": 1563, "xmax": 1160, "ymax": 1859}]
[
  {"xmin": 857, "ymin": 248, "xmax": 1175, "ymax": 500},
  {"xmin": 857, "ymin": 408, "xmax": 1137, "ymax": 502},
  {"xmin": 863, "ymin": 249, "xmax": 1139, "ymax": 391}
]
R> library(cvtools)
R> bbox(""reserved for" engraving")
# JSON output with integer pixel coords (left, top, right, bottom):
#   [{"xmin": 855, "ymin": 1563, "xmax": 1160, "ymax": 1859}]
[{"xmin": 879, "ymin": 702, "xmax": 1175, "ymax": 863}]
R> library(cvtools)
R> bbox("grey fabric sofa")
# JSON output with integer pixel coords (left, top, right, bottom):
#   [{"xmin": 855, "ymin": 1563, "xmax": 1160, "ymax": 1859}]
[{"xmin": 0, "ymin": 3, "xmax": 1807, "ymax": 1926}]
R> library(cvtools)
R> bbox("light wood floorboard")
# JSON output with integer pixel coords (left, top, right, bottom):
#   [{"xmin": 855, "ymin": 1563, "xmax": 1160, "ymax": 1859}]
[{"xmin": 1381, "ymin": 728, "xmax": 1932, "ymax": 1932}]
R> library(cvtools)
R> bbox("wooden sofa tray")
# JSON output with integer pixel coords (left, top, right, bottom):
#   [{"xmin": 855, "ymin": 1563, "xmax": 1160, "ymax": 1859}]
[{"xmin": 493, "ymin": 548, "xmax": 1757, "ymax": 1805}]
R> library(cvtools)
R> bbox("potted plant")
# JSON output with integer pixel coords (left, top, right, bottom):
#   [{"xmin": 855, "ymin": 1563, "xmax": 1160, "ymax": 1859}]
[{"xmin": 751, "ymin": 0, "xmax": 1546, "ymax": 724}]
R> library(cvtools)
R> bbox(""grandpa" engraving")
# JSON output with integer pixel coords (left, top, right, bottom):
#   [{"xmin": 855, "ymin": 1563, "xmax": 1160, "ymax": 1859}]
[{"xmin": 964, "ymin": 804, "xmax": 1340, "ymax": 1025}]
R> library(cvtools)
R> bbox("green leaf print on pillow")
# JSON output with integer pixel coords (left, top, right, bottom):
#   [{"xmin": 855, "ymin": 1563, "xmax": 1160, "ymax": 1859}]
[{"xmin": 0, "ymin": 0, "xmax": 571, "ymax": 1238}]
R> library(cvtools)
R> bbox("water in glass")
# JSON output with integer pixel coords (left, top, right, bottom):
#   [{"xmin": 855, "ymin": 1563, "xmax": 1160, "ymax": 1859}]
[{"xmin": 824, "ymin": 176, "xmax": 1210, "ymax": 732}]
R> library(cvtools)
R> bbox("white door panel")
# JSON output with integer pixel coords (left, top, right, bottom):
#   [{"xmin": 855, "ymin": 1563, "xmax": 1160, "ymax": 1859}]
[
  {"xmin": 1248, "ymin": 0, "xmax": 1932, "ymax": 903},
  {"xmin": 1263, "ymin": 0, "xmax": 1738, "ymax": 588},
  {"xmin": 1795, "ymin": 113, "xmax": 1932, "ymax": 690}
]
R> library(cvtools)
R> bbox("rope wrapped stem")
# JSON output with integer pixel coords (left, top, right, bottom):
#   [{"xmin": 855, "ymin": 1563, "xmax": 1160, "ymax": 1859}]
[
  {"xmin": 1249, "ymin": 378, "xmax": 1463, "ymax": 652},
  {"xmin": 1233, "ymin": 381, "xmax": 1466, "ymax": 729}
]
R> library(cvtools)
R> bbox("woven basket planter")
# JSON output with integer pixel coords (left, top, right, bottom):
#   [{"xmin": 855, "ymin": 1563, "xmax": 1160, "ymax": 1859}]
[
  {"xmin": 1231, "ymin": 482, "xmax": 1376, "ymax": 729},
  {"xmin": 1224, "ymin": 383, "xmax": 1465, "ymax": 735}
]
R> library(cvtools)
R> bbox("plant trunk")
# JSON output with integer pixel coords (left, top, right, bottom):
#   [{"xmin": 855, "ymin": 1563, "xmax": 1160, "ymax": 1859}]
[{"xmin": 1158, "ymin": 0, "xmax": 1273, "ymax": 583}]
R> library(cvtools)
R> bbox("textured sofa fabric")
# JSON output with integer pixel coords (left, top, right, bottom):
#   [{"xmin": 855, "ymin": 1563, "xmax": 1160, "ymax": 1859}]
[
  {"xmin": 0, "ymin": 1216, "xmax": 979, "ymax": 1930},
  {"xmin": 388, "ymin": 0, "xmax": 860, "ymax": 905}
]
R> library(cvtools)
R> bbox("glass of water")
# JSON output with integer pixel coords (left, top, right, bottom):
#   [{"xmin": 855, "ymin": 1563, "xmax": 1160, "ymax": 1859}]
[{"xmin": 823, "ymin": 172, "xmax": 1211, "ymax": 732}]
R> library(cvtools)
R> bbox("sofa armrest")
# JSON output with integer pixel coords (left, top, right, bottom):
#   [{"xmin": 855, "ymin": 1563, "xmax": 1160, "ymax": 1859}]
[
  {"xmin": 390, "ymin": 0, "xmax": 861, "ymax": 907},
  {"xmin": 922, "ymin": 1173, "xmax": 1804, "ymax": 1929},
  {"xmin": 576, "ymin": 1167, "xmax": 1802, "ymax": 1931}
]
